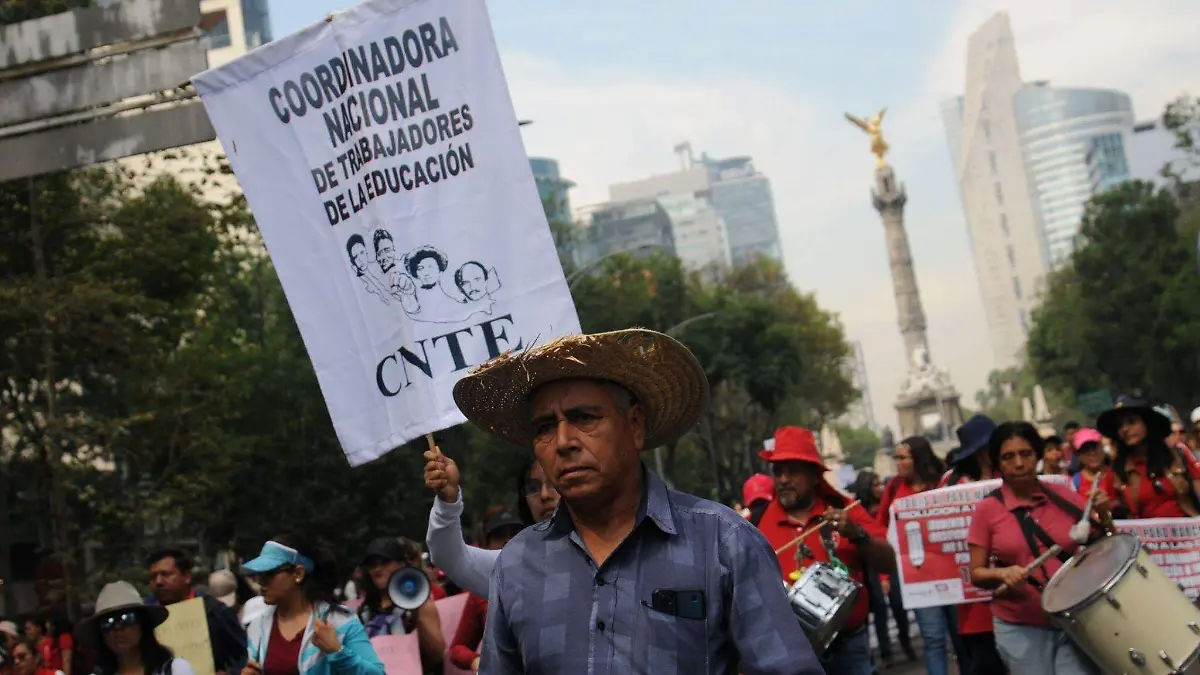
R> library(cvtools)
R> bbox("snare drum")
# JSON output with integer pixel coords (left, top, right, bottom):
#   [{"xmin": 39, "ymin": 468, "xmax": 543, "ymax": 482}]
[
  {"xmin": 1042, "ymin": 533, "xmax": 1200, "ymax": 675},
  {"xmin": 785, "ymin": 561, "xmax": 861, "ymax": 654}
]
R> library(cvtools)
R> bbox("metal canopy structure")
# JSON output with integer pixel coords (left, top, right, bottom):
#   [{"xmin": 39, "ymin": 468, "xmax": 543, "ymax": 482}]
[{"xmin": 0, "ymin": 0, "xmax": 216, "ymax": 182}]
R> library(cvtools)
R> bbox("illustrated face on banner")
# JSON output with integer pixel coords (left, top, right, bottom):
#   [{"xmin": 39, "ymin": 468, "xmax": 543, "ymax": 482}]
[
  {"xmin": 192, "ymin": 0, "xmax": 581, "ymax": 465},
  {"xmin": 456, "ymin": 262, "xmax": 488, "ymax": 300}
]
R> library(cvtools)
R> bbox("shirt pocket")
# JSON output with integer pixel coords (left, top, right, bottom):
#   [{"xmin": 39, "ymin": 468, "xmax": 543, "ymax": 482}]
[{"xmin": 636, "ymin": 602, "xmax": 709, "ymax": 675}]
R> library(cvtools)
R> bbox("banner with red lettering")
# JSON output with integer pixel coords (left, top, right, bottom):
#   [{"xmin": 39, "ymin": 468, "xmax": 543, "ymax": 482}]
[
  {"xmin": 1115, "ymin": 518, "xmax": 1200, "ymax": 600},
  {"xmin": 885, "ymin": 476, "xmax": 1071, "ymax": 609}
]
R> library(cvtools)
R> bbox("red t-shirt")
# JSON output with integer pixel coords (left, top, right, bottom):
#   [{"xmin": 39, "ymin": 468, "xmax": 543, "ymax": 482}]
[
  {"xmin": 967, "ymin": 482, "xmax": 1088, "ymax": 627},
  {"xmin": 262, "ymin": 616, "xmax": 303, "ymax": 675},
  {"xmin": 1104, "ymin": 452, "xmax": 1200, "ymax": 519},
  {"xmin": 449, "ymin": 593, "xmax": 487, "ymax": 670},
  {"xmin": 876, "ymin": 478, "xmax": 928, "ymax": 528},
  {"xmin": 756, "ymin": 493, "xmax": 888, "ymax": 631},
  {"xmin": 37, "ymin": 637, "xmax": 55, "ymax": 669}
]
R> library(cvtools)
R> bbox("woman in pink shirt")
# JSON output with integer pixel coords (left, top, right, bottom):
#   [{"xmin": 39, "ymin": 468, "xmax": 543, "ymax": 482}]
[{"xmin": 967, "ymin": 422, "xmax": 1112, "ymax": 675}]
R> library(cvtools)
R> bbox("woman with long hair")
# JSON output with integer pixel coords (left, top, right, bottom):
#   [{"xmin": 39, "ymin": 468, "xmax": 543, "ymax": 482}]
[
  {"xmin": 424, "ymin": 449, "xmax": 559, "ymax": 598},
  {"xmin": 968, "ymin": 422, "xmax": 1111, "ymax": 674},
  {"xmin": 355, "ymin": 537, "xmax": 444, "ymax": 671},
  {"xmin": 240, "ymin": 534, "xmax": 382, "ymax": 675},
  {"xmin": 878, "ymin": 436, "xmax": 959, "ymax": 675},
  {"xmin": 1098, "ymin": 396, "xmax": 1200, "ymax": 518},
  {"xmin": 851, "ymin": 470, "xmax": 916, "ymax": 667},
  {"xmin": 79, "ymin": 581, "xmax": 193, "ymax": 675}
]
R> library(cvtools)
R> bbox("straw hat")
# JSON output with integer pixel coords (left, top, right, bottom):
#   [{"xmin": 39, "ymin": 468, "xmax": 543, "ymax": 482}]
[
  {"xmin": 452, "ymin": 328, "xmax": 709, "ymax": 449},
  {"xmin": 78, "ymin": 581, "xmax": 169, "ymax": 648}
]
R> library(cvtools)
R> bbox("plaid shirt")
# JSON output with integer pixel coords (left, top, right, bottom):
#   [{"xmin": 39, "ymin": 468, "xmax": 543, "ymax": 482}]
[{"xmin": 479, "ymin": 468, "xmax": 824, "ymax": 674}]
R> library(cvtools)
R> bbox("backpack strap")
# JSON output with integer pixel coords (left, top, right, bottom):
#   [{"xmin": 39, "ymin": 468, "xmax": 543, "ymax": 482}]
[{"xmin": 1072, "ymin": 473, "xmax": 1082, "ymax": 491}]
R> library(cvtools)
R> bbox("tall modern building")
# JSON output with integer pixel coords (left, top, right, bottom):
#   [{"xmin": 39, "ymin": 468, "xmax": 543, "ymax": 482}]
[
  {"xmin": 573, "ymin": 199, "xmax": 675, "ymax": 267},
  {"xmin": 529, "ymin": 157, "xmax": 575, "ymax": 223},
  {"xmin": 609, "ymin": 143, "xmax": 782, "ymax": 268},
  {"xmin": 1015, "ymin": 84, "xmax": 1134, "ymax": 265},
  {"xmin": 656, "ymin": 193, "xmax": 732, "ymax": 270},
  {"xmin": 941, "ymin": 13, "xmax": 1047, "ymax": 369},
  {"xmin": 838, "ymin": 341, "xmax": 878, "ymax": 432},
  {"xmin": 942, "ymin": 13, "xmax": 1137, "ymax": 367}
]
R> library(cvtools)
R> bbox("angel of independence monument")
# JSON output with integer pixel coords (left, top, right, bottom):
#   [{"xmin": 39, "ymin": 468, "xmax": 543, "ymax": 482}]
[{"xmin": 845, "ymin": 109, "xmax": 963, "ymax": 455}]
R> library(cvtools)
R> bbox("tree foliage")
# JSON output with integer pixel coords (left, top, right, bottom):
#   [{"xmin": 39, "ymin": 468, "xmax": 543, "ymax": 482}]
[
  {"xmin": 835, "ymin": 426, "xmax": 880, "ymax": 470},
  {"xmin": 3, "ymin": 155, "xmax": 855, "ymax": 609},
  {"xmin": 1027, "ymin": 180, "xmax": 1200, "ymax": 412}
]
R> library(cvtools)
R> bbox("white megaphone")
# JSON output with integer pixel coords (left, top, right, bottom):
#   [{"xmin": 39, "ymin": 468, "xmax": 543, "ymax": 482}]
[{"xmin": 387, "ymin": 567, "xmax": 431, "ymax": 611}]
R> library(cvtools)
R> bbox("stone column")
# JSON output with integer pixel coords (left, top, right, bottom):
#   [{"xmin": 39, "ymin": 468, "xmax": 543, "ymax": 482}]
[{"xmin": 872, "ymin": 164, "xmax": 928, "ymax": 362}]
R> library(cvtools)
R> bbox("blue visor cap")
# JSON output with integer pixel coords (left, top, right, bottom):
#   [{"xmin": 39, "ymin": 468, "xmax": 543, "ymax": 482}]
[{"xmin": 242, "ymin": 541, "xmax": 315, "ymax": 574}]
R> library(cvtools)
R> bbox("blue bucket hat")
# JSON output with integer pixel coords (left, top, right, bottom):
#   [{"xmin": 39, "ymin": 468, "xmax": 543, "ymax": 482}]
[
  {"xmin": 242, "ymin": 540, "xmax": 315, "ymax": 574},
  {"xmin": 955, "ymin": 415, "xmax": 997, "ymax": 462}
]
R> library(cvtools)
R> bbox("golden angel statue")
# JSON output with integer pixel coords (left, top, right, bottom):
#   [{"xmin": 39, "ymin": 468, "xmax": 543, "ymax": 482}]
[{"xmin": 844, "ymin": 108, "xmax": 889, "ymax": 167}]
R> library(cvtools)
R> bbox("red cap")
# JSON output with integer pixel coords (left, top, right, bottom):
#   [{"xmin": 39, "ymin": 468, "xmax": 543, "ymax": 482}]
[
  {"xmin": 758, "ymin": 426, "xmax": 827, "ymax": 471},
  {"xmin": 741, "ymin": 474, "xmax": 774, "ymax": 505}
]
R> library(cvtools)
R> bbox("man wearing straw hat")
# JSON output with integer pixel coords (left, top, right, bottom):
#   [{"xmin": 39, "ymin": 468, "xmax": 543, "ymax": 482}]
[{"xmin": 451, "ymin": 328, "xmax": 824, "ymax": 674}]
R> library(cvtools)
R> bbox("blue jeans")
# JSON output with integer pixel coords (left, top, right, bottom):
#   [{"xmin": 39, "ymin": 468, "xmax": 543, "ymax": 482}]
[
  {"xmin": 993, "ymin": 618, "xmax": 1098, "ymax": 675},
  {"xmin": 822, "ymin": 628, "xmax": 873, "ymax": 675},
  {"xmin": 914, "ymin": 606, "xmax": 956, "ymax": 675}
]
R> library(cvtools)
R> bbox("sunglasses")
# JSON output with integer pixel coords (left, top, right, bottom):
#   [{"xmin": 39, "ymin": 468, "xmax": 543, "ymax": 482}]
[{"xmin": 100, "ymin": 611, "xmax": 139, "ymax": 634}]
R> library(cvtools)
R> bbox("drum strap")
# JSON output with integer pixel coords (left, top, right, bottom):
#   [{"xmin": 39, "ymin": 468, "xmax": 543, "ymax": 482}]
[{"xmin": 987, "ymin": 486, "xmax": 1088, "ymax": 582}]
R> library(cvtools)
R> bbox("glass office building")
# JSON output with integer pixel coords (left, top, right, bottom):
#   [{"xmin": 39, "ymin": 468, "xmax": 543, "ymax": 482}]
[{"xmin": 1014, "ymin": 85, "xmax": 1134, "ymax": 266}]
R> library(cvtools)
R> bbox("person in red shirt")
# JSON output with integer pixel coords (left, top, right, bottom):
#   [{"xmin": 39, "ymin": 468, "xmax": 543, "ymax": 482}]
[
  {"xmin": 740, "ymin": 473, "xmax": 774, "ymax": 526},
  {"xmin": 10, "ymin": 640, "xmax": 60, "ymax": 675},
  {"xmin": 1097, "ymin": 396, "xmax": 1200, "ymax": 519},
  {"xmin": 754, "ymin": 426, "xmax": 894, "ymax": 675},
  {"xmin": 968, "ymin": 421, "xmax": 1111, "ymax": 675},
  {"xmin": 939, "ymin": 415, "xmax": 1006, "ymax": 675},
  {"xmin": 448, "ymin": 506, "xmax": 523, "ymax": 672},
  {"xmin": 879, "ymin": 435, "xmax": 961, "ymax": 675}
]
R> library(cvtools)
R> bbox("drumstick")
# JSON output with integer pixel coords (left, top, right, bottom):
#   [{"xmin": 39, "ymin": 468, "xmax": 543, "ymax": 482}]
[
  {"xmin": 994, "ymin": 544, "xmax": 1063, "ymax": 597},
  {"xmin": 774, "ymin": 500, "xmax": 862, "ymax": 555}
]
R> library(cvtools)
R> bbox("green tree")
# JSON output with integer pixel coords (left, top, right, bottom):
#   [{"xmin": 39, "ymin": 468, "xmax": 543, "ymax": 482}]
[
  {"xmin": 836, "ymin": 426, "xmax": 880, "ymax": 470},
  {"xmin": 1028, "ymin": 180, "xmax": 1200, "ymax": 412}
]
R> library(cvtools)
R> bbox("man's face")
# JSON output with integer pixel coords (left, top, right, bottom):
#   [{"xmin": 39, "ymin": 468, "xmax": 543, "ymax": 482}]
[
  {"xmin": 149, "ymin": 557, "xmax": 192, "ymax": 605},
  {"xmin": 22, "ymin": 620, "xmax": 40, "ymax": 641},
  {"xmin": 375, "ymin": 240, "xmax": 395, "ymax": 271},
  {"xmin": 772, "ymin": 461, "xmax": 821, "ymax": 511},
  {"xmin": 350, "ymin": 242, "xmax": 367, "ymax": 271},
  {"xmin": 415, "ymin": 257, "xmax": 440, "ymax": 286},
  {"xmin": 458, "ymin": 264, "xmax": 487, "ymax": 300},
  {"xmin": 1043, "ymin": 445, "xmax": 1063, "ymax": 469},
  {"xmin": 528, "ymin": 379, "xmax": 645, "ymax": 506},
  {"xmin": 1065, "ymin": 428, "xmax": 1077, "ymax": 445}
]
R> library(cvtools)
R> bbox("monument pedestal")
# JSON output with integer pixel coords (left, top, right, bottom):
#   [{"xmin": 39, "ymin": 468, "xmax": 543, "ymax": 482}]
[{"xmin": 895, "ymin": 387, "xmax": 963, "ymax": 458}]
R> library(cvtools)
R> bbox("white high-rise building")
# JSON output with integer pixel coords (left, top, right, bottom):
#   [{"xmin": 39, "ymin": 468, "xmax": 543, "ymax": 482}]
[
  {"xmin": 941, "ymin": 13, "xmax": 1047, "ymax": 369},
  {"xmin": 656, "ymin": 193, "xmax": 732, "ymax": 270},
  {"xmin": 942, "ymin": 13, "xmax": 1137, "ymax": 367}
]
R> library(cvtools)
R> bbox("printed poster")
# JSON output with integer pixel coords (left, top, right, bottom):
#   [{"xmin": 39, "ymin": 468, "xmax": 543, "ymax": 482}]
[
  {"xmin": 1115, "ymin": 518, "xmax": 1200, "ymax": 600},
  {"xmin": 192, "ymin": 0, "xmax": 581, "ymax": 465},
  {"xmin": 886, "ymin": 476, "xmax": 1070, "ymax": 609},
  {"xmin": 154, "ymin": 597, "xmax": 214, "ymax": 675}
]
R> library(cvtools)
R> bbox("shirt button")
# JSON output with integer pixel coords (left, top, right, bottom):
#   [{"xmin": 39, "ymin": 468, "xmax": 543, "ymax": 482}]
[{"xmin": 597, "ymin": 620, "xmax": 606, "ymax": 631}]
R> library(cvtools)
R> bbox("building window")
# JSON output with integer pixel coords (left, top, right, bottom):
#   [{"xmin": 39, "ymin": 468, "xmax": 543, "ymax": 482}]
[
  {"xmin": 989, "ymin": 151, "xmax": 998, "ymax": 173},
  {"xmin": 1012, "ymin": 277, "xmax": 1022, "ymax": 300},
  {"xmin": 1006, "ymin": 245, "xmax": 1015, "ymax": 268},
  {"xmin": 999, "ymin": 213, "xmax": 1008, "ymax": 236},
  {"xmin": 201, "ymin": 10, "xmax": 231, "ymax": 50},
  {"xmin": 982, "ymin": 119, "xmax": 991, "ymax": 142},
  {"xmin": 994, "ymin": 182, "xmax": 1004, "ymax": 205},
  {"xmin": 1019, "ymin": 309, "xmax": 1029, "ymax": 334}
]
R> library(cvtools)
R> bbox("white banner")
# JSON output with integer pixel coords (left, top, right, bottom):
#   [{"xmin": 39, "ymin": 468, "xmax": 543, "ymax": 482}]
[{"xmin": 193, "ymin": 0, "xmax": 580, "ymax": 465}]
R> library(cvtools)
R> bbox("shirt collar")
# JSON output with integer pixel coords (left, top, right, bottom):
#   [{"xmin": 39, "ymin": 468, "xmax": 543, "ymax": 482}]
[
  {"xmin": 537, "ymin": 464, "xmax": 677, "ymax": 536},
  {"xmin": 999, "ymin": 481, "xmax": 1048, "ymax": 511}
]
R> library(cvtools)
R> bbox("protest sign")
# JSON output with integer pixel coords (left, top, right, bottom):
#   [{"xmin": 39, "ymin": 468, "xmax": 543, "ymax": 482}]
[
  {"xmin": 154, "ymin": 597, "xmax": 214, "ymax": 675},
  {"xmin": 886, "ymin": 476, "xmax": 1068, "ymax": 609},
  {"xmin": 192, "ymin": 0, "xmax": 581, "ymax": 465},
  {"xmin": 369, "ymin": 634, "xmax": 422, "ymax": 675},
  {"xmin": 1114, "ymin": 517, "xmax": 1200, "ymax": 600}
]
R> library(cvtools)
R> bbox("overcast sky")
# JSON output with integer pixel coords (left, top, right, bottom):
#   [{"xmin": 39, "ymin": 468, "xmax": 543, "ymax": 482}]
[{"xmin": 270, "ymin": 0, "xmax": 1200, "ymax": 432}]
